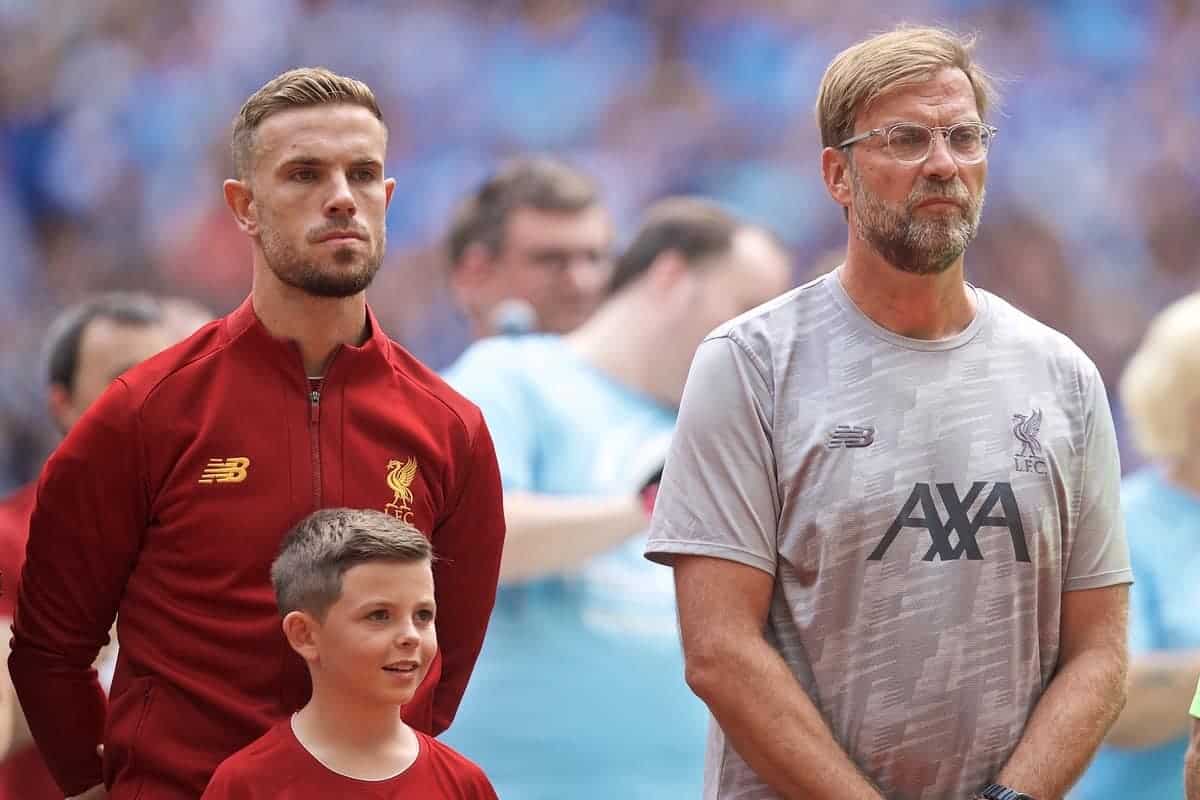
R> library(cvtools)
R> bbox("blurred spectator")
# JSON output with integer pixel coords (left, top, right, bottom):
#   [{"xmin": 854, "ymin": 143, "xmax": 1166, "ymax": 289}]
[
  {"xmin": 439, "ymin": 199, "xmax": 791, "ymax": 798},
  {"xmin": 1, "ymin": 4, "xmax": 1198, "ymax": 798},
  {"xmin": 1, "ymin": 2, "xmax": 1198, "ymax": 482},
  {"xmin": 0, "ymin": 290, "xmax": 211, "ymax": 800},
  {"xmin": 444, "ymin": 155, "xmax": 614, "ymax": 339},
  {"xmin": 1073, "ymin": 291, "xmax": 1200, "ymax": 800}
]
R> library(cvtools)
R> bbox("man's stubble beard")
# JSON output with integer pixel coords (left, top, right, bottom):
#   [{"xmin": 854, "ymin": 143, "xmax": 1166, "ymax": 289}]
[
  {"xmin": 849, "ymin": 162, "xmax": 985, "ymax": 276},
  {"xmin": 259, "ymin": 214, "xmax": 386, "ymax": 299}
]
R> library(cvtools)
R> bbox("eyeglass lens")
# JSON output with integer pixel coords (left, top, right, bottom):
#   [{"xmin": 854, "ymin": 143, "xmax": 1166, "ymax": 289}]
[{"xmin": 887, "ymin": 124, "xmax": 991, "ymax": 163}]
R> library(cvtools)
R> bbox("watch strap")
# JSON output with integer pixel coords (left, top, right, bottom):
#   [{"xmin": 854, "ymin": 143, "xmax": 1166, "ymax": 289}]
[{"xmin": 980, "ymin": 783, "xmax": 1034, "ymax": 800}]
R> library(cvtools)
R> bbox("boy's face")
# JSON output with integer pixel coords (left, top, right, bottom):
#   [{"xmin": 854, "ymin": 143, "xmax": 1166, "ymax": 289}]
[{"xmin": 310, "ymin": 559, "xmax": 437, "ymax": 708}]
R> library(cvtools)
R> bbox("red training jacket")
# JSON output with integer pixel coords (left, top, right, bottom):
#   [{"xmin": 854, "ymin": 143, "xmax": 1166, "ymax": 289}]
[{"xmin": 9, "ymin": 298, "xmax": 505, "ymax": 799}]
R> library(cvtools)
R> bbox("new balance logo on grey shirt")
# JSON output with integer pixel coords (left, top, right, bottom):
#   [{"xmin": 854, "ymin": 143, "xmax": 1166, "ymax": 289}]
[
  {"xmin": 645, "ymin": 271, "xmax": 1131, "ymax": 800},
  {"xmin": 826, "ymin": 424, "xmax": 876, "ymax": 448}
]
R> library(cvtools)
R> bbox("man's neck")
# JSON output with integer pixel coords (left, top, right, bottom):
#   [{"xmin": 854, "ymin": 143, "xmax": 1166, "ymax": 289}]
[
  {"xmin": 838, "ymin": 242, "xmax": 976, "ymax": 340},
  {"xmin": 292, "ymin": 692, "xmax": 416, "ymax": 779},
  {"xmin": 251, "ymin": 270, "xmax": 370, "ymax": 377},
  {"xmin": 566, "ymin": 294, "xmax": 677, "ymax": 410}
]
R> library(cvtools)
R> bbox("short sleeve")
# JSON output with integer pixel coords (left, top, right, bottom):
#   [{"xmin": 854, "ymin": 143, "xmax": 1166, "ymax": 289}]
[
  {"xmin": 1065, "ymin": 364, "xmax": 1133, "ymax": 591},
  {"xmin": 442, "ymin": 342, "xmax": 538, "ymax": 492},
  {"xmin": 1191, "ymin": 677, "xmax": 1200, "ymax": 719},
  {"xmin": 469, "ymin": 767, "xmax": 500, "ymax": 800},
  {"xmin": 645, "ymin": 334, "xmax": 779, "ymax": 576}
]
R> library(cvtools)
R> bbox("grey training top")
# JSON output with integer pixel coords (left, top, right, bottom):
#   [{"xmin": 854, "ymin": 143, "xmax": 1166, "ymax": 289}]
[{"xmin": 645, "ymin": 270, "xmax": 1131, "ymax": 800}]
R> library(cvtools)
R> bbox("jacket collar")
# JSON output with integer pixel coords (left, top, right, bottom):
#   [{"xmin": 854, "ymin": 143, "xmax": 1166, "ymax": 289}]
[{"xmin": 223, "ymin": 295, "xmax": 394, "ymax": 382}]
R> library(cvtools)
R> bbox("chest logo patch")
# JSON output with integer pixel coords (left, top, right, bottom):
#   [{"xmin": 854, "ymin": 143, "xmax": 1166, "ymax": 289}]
[
  {"xmin": 826, "ymin": 424, "xmax": 875, "ymax": 448},
  {"xmin": 385, "ymin": 457, "xmax": 419, "ymax": 523},
  {"xmin": 1012, "ymin": 408, "xmax": 1048, "ymax": 475},
  {"xmin": 199, "ymin": 457, "xmax": 250, "ymax": 484}
]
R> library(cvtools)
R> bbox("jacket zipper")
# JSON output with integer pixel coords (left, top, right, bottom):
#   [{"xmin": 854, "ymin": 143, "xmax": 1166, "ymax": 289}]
[{"xmin": 309, "ymin": 384, "xmax": 321, "ymax": 508}]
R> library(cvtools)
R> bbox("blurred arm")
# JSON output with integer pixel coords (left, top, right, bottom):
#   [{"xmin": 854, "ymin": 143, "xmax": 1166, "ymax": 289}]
[
  {"xmin": 675, "ymin": 555, "xmax": 884, "ymax": 800},
  {"xmin": 499, "ymin": 491, "xmax": 648, "ymax": 584},
  {"xmin": 1106, "ymin": 649, "xmax": 1200, "ymax": 749},
  {"xmin": 993, "ymin": 584, "xmax": 1129, "ymax": 798},
  {"xmin": 442, "ymin": 341, "xmax": 659, "ymax": 586}
]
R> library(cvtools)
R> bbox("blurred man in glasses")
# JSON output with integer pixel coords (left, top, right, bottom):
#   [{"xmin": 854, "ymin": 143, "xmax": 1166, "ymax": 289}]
[
  {"xmin": 445, "ymin": 156, "xmax": 613, "ymax": 340},
  {"xmin": 645, "ymin": 24, "xmax": 1130, "ymax": 800}
]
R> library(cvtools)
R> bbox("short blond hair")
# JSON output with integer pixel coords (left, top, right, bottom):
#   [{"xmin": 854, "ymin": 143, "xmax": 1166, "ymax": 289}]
[
  {"xmin": 1120, "ymin": 292, "xmax": 1200, "ymax": 461},
  {"xmin": 231, "ymin": 66, "xmax": 384, "ymax": 178},
  {"xmin": 816, "ymin": 25, "xmax": 999, "ymax": 148},
  {"xmin": 270, "ymin": 508, "xmax": 432, "ymax": 620}
]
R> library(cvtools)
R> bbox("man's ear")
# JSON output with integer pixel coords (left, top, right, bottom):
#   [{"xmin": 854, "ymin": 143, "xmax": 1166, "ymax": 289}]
[
  {"xmin": 644, "ymin": 249, "xmax": 690, "ymax": 293},
  {"xmin": 821, "ymin": 147, "xmax": 853, "ymax": 211},
  {"xmin": 46, "ymin": 383, "xmax": 77, "ymax": 435},
  {"xmin": 223, "ymin": 178, "xmax": 258, "ymax": 236},
  {"xmin": 448, "ymin": 241, "xmax": 499, "ymax": 316},
  {"xmin": 452, "ymin": 242, "xmax": 496, "ymax": 290},
  {"xmin": 281, "ymin": 610, "xmax": 321, "ymax": 664}
]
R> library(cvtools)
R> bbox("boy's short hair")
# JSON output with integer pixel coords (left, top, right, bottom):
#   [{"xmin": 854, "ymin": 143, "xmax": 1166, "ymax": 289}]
[{"xmin": 271, "ymin": 508, "xmax": 432, "ymax": 620}]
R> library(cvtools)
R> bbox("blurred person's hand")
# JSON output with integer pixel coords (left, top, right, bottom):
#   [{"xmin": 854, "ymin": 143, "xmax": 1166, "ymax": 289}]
[
  {"xmin": 638, "ymin": 465, "xmax": 663, "ymax": 517},
  {"xmin": 630, "ymin": 432, "xmax": 672, "ymax": 519}
]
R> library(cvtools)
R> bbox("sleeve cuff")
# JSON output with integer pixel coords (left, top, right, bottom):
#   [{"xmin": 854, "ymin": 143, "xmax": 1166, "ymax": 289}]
[
  {"xmin": 644, "ymin": 539, "xmax": 777, "ymax": 577},
  {"xmin": 1064, "ymin": 568, "xmax": 1134, "ymax": 592}
]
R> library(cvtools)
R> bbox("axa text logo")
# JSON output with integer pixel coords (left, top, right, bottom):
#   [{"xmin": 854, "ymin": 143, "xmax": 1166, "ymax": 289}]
[{"xmin": 868, "ymin": 481, "xmax": 1030, "ymax": 562}]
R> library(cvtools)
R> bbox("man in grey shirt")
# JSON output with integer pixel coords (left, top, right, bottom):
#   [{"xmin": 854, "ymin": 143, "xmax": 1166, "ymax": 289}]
[{"xmin": 645, "ymin": 25, "xmax": 1131, "ymax": 800}]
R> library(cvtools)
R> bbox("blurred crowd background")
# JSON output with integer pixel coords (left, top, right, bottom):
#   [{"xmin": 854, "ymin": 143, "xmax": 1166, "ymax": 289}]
[{"xmin": 2, "ymin": 0, "xmax": 1198, "ymax": 491}]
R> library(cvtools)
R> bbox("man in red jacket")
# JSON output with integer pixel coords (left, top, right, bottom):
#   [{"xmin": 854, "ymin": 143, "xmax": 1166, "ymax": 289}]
[
  {"xmin": 9, "ymin": 67, "xmax": 506, "ymax": 800},
  {"xmin": 1, "ymin": 292, "xmax": 189, "ymax": 800}
]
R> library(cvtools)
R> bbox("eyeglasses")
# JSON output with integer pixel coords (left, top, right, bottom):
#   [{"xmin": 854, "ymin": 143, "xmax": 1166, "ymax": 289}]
[{"xmin": 837, "ymin": 122, "xmax": 997, "ymax": 165}]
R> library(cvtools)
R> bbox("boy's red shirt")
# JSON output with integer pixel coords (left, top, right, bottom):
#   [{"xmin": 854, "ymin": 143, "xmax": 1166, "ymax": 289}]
[
  {"xmin": 8, "ymin": 298, "xmax": 505, "ymax": 799},
  {"xmin": 200, "ymin": 720, "xmax": 498, "ymax": 799}
]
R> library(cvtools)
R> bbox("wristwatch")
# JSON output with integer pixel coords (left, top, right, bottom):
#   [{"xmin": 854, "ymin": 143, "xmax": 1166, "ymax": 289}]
[{"xmin": 978, "ymin": 783, "xmax": 1035, "ymax": 800}]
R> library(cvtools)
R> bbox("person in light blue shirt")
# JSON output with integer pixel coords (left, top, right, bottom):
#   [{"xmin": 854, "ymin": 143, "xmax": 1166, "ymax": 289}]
[
  {"xmin": 440, "ymin": 198, "xmax": 792, "ymax": 800},
  {"xmin": 1074, "ymin": 291, "xmax": 1200, "ymax": 800}
]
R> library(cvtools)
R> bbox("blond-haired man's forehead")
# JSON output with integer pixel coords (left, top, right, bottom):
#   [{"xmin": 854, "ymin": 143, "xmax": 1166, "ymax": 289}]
[{"xmin": 250, "ymin": 104, "xmax": 387, "ymax": 175}]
